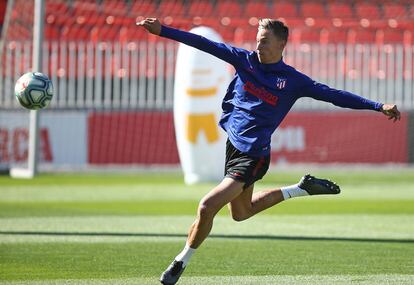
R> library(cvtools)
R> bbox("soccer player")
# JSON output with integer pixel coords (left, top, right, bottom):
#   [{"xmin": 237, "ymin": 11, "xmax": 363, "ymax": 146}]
[{"xmin": 137, "ymin": 18, "xmax": 401, "ymax": 285}]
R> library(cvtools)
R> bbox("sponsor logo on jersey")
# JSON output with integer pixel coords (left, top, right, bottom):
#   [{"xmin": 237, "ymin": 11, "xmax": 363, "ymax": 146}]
[{"xmin": 243, "ymin": 81, "xmax": 279, "ymax": 106}]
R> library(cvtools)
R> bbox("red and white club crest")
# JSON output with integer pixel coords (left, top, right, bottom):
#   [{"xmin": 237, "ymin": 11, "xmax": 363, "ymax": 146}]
[{"xmin": 276, "ymin": 78, "xmax": 287, "ymax": 89}]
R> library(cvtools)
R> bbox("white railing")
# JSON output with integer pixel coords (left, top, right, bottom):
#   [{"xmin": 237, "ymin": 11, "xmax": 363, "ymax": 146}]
[{"xmin": 1, "ymin": 40, "xmax": 413, "ymax": 110}]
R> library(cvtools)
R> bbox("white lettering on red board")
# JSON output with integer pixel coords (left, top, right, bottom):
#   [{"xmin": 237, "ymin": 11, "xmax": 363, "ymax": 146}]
[{"xmin": 0, "ymin": 128, "xmax": 53, "ymax": 162}]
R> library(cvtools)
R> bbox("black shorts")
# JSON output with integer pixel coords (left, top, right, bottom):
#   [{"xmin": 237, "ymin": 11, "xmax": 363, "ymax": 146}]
[{"xmin": 224, "ymin": 139, "xmax": 270, "ymax": 189}]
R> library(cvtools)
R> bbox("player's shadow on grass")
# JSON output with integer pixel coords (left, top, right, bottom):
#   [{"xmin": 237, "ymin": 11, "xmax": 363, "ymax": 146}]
[{"xmin": 0, "ymin": 231, "xmax": 413, "ymax": 244}]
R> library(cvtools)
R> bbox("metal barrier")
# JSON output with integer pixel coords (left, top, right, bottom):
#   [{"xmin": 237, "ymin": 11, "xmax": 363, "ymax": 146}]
[{"xmin": 1, "ymin": 40, "xmax": 413, "ymax": 110}]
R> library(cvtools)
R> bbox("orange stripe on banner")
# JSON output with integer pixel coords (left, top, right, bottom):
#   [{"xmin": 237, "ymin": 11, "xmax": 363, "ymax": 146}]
[
  {"xmin": 186, "ymin": 113, "xmax": 219, "ymax": 144},
  {"xmin": 186, "ymin": 87, "xmax": 217, "ymax": 97}
]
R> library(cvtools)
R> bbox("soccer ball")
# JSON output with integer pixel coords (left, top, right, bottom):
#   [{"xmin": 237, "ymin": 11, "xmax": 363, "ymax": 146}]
[{"xmin": 14, "ymin": 72, "xmax": 53, "ymax": 110}]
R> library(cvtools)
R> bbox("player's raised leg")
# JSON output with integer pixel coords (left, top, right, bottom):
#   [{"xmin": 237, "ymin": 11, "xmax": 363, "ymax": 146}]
[
  {"xmin": 227, "ymin": 183, "xmax": 283, "ymax": 221},
  {"xmin": 228, "ymin": 174, "xmax": 340, "ymax": 221},
  {"xmin": 160, "ymin": 177, "xmax": 244, "ymax": 285}
]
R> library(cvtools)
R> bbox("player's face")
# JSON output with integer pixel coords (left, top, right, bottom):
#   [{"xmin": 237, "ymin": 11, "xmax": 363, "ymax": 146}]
[{"xmin": 256, "ymin": 28, "xmax": 286, "ymax": 64}]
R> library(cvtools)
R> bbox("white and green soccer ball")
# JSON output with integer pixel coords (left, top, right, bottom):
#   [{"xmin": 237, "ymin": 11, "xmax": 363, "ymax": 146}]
[{"xmin": 14, "ymin": 72, "xmax": 53, "ymax": 110}]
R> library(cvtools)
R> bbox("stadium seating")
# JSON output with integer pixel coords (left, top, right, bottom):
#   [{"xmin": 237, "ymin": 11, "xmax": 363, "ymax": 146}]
[
  {"xmin": 327, "ymin": 2, "xmax": 354, "ymax": 19},
  {"xmin": 383, "ymin": 3, "xmax": 408, "ymax": 19},
  {"xmin": 300, "ymin": 2, "xmax": 326, "ymax": 18},
  {"xmin": 1, "ymin": 0, "xmax": 413, "ymax": 45},
  {"xmin": 188, "ymin": 1, "xmax": 214, "ymax": 17},
  {"xmin": 158, "ymin": 0, "xmax": 186, "ymax": 17},
  {"xmin": 347, "ymin": 28, "xmax": 377, "ymax": 44},
  {"xmin": 216, "ymin": 1, "xmax": 242, "ymax": 18},
  {"xmin": 355, "ymin": 2, "xmax": 382, "ymax": 20},
  {"xmin": 377, "ymin": 28, "xmax": 412, "ymax": 45},
  {"xmin": 325, "ymin": 28, "xmax": 348, "ymax": 44},
  {"xmin": 273, "ymin": 1, "xmax": 299, "ymax": 18},
  {"xmin": 244, "ymin": 2, "xmax": 272, "ymax": 19},
  {"xmin": 297, "ymin": 28, "xmax": 322, "ymax": 43},
  {"xmin": 131, "ymin": 1, "xmax": 157, "ymax": 17}
]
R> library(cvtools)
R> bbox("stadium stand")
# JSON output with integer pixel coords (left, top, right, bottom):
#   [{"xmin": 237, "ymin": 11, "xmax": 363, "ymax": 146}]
[
  {"xmin": 1, "ymin": 0, "xmax": 413, "ymax": 45},
  {"xmin": 273, "ymin": 1, "xmax": 298, "ymax": 18},
  {"xmin": 0, "ymin": 0, "xmax": 6, "ymax": 30},
  {"xmin": 216, "ymin": 0, "xmax": 242, "ymax": 18},
  {"xmin": 300, "ymin": 2, "xmax": 326, "ymax": 18}
]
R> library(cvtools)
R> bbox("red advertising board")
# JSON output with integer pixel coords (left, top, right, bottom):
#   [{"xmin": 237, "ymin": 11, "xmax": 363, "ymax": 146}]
[
  {"xmin": 88, "ymin": 111, "xmax": 180, "ymax": 164},
  {"xmin": 88, "ymin": 111, "xmax": 408, "ymax": 164},
  {"xmin": 271, "ymin": 112, "xmax": 408, "ymax": 163}
]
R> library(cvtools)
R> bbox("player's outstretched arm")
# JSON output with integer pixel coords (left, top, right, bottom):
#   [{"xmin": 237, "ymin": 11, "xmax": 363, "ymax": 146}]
[
  {"xmin": 136, "ymin": 18, "xmax": 161, "ymax": 35},
  {"xmin": 380, "ymin": 104, "xmax": 401, "ymax": 122},
  {"xmin": 137, "ymin": 17, "xmax": 248, "ymax": 69}
]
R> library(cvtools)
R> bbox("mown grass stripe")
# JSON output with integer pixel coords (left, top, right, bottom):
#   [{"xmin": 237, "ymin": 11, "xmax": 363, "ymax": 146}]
[
  {"xmin": 2, "ymin": 275, "xmax": 414, "ymax": 285},
  {"xmin": 1, "ymin": 239, "xmax": 413, "ymax": 280},
  {"xmin": 1, "ymin": 199, "xmax": 413, "ymax": 217}
]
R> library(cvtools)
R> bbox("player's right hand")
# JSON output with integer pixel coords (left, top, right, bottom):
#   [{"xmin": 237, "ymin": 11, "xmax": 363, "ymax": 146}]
[
  {"xmin": 381, "ymin": 104, "xmax": 401, "ymax": 122},
  {"xmin": 136, "ymin": 18, "xmax": 161, "ymax": 35}
]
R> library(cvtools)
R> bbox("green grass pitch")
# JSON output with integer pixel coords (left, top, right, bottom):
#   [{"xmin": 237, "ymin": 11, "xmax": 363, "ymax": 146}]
[{"xmin": 0, "ymin": 169, "xmax": 414, "ymax": 284}]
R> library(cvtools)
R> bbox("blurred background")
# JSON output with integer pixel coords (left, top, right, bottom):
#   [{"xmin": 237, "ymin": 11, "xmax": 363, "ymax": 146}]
[{"xmin": 0, "ymin": 0, "xmax": 413, "ymax": 173}]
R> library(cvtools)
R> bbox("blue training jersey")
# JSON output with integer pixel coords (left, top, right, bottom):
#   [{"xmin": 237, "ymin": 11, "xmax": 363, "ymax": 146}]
[{"xmin": 160, "ymin": 25, "xmax": 383, "ymax": 157}]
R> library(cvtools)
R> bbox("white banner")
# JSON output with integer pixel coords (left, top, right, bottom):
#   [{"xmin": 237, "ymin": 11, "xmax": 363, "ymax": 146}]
[
  {"xmin": 174, "ymin": 26, "xmax": 231, "ymax": 184},
  {"xmin": 0, "ymin": 111, "xmax": 87, "ymax": 169}
]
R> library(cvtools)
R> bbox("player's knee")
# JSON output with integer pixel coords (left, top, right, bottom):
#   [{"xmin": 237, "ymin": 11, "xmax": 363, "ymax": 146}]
[
  {"xmin": 198, "ymin": 200, "xmax": 218, "ymax": 219},
  {"xmin": 230, "ymin": 210, "xmax": 249, "ymax": 222}
]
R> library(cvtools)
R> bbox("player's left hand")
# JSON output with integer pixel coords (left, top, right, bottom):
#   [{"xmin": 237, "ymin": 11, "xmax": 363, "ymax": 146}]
[
  {"xmin": 381, "ymin": 104, "xmax": 401, "ymax": 122},
  {"xmin": 136, "ymin": 18, "xmax": 161, "ymax": 35}
]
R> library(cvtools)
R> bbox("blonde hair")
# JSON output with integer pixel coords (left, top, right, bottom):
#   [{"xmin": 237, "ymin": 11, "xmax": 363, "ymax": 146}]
[{"xmin": 258, "ymin": 18, "xmax": 289, "ymax": 42}]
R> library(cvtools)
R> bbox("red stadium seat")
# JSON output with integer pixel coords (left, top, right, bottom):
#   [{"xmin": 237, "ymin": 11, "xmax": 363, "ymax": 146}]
[
  {"xmin": 188, "ymin": 0, "xmax": 214, "ymax": 17},
  {"xmin": 76, "ymin": 13, "xmax": 106, "ymax": 26},
  {"xmin": 130, "ymin": 1, "xmax": 157, "ymax": 17},
  {"xmin": 215, "ymin": 24, "xmax": 236, "ymax": 42},
  {"xmin": 45, "ymin": 26, "xmax": 61, "ymax": 40},
  {"xmin": 383, "ymin": 3, "xmax": 408, "ymax": 19},
  {"xmin": 282, "ymin": 17, "xmax": 304, "ymax": 29},
  {"xmin": 244, "ymin": 2, "xmax": 272, "ymax": 18},
  {"xmin": 159, "ymin": 0, "xmax": 186, "ymax": 17},
  {"xmin": 299, "ymin": 28, "xmax": 322, "ymax": 43},
  {"xmin": 348, "ymin": 28, "xmax": 376, "ymax": 44},
  {"xmin": 376, "ymin": 28, "xmax": 405, "ymax": 44},
  {"xmin": 403, "ymin": 30, "xmax": 412, "ymax": 45},
  {"xmin": 327, "ymin": 3, "xmax": 354, "ymax": 19},
  {"xmin": 46, "ymin": 1, "xmax": 69, "ymax": 15},
  {"xmin": 298, "ymin": 2, "xmax": 329, "ymax": 29},
  {"xmin": 305, "ymin": 18, "xmax": 333, "ymax": 29},
  {"xmin": 61, "ymin": 25, "xmax": 90, "ymax": 41},
  {"xmin": 215, "ymin": 1, "xmax": 242, "ymax": 17},
  {"xmin": 101, "ymin": 0, "xmax": 127, "ymax": 16},
  {"xmin": 325, "ymin": 28, "xmax": 348, "ymax": 44},
  {"xmin": 72, "ymin": 0, "xmax": 98, "ymax": 13},
  {"xmin": 47, "ymin": 10, "xmax": 74, "ymax": 26},
  {"xmin": 101, "ymin": 25, "xmax": 121, "ymax": 42},
  {"xmin": 355, "ymin": 3, "xmax": 382, "ymax": 20},
  {"xmin": 300, "ymin": 2, "xmax": 326, "ymax": 18},
  {"xmin": 288, "ymin": 28, "xmax": 301, "ymax": 44},
  {"xmin": 233, "ymin": 26, "xmax": 258, "ymax": 44},
  {"xmin": 0, "ymin": 0, "xmax": 6, "ymax": 20},
  {"xmin": 206, "ymin": 19, "xmax": 235, "ymax": 42},
  {"xmin": 273, "ymin": 1, "xmax": 298, "ymax": 18},
  {"xmin": 123, "ymin": 24, "xmax": 148, "ymax": 41}
]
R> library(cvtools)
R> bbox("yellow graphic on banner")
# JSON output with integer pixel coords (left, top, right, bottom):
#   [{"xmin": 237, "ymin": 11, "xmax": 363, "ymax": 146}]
[
  {"xmin": 186, "ymin": 87, "xmax": 217, "ymax": 97},
  {"xmin": 186, "ymin": 113, "xmax": 219, "ymax": 144}
]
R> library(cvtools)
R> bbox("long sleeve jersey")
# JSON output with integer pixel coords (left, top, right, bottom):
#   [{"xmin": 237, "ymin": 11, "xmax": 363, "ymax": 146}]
[{"xmin": 160, "ymin": 25, "xmax": 383, "ymax": 157}]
